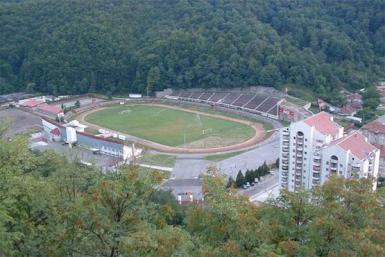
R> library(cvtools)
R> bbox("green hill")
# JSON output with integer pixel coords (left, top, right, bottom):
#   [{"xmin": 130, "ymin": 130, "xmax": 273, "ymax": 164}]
[{"xmin": 1, "ymin": 0, "xmax": 384, "ymax": 102}]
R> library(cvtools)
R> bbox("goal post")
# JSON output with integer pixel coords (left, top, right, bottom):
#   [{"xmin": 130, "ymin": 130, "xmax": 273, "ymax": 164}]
[{"xmin": 202, "ymin": 128, "xmax": 213, "ymax": 135}]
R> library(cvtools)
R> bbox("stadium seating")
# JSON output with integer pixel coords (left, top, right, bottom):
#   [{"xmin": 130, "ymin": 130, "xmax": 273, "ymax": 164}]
[
  {"xmin": 232, "ymin": 94, "xmax": 254, "ymax": 107},
  {"xmin": 256, "ymin": 97, "xmax": 280, "ymax": 113},
  {"xmin": 198, "ymin": 92, "xmax": 214, "ymax": 101},
  {"xmin": 208, "ymin": 92, "xmax": 228, "ymax": 103},
  {"xmin": 222, "ymin": 93, "xmax": 241, "ymax": 104},
  {"xmin": 166, "ymin": 90, "xmax": 282, "ymax": 119},
  {"xmin": 190, "ymin": 92, "xmax": 203, "ymax": 99},
  {"xmin": 244, "ymin": 95, "xmax": 267, "ymax": 110},
  {"xmin": 180, "ymin": 92, "xmax": 193, "ymax": 98}
]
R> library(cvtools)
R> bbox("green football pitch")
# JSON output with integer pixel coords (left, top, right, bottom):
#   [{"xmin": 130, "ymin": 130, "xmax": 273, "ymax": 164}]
[{"xmin": 85, "ymin": 104, "xmax": 256, "ymax": 147}]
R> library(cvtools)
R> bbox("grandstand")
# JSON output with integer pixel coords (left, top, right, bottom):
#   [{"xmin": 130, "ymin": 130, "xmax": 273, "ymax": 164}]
[{"xmin": 167, "ymin": 90, "xmax": 284, "ymax": 119}]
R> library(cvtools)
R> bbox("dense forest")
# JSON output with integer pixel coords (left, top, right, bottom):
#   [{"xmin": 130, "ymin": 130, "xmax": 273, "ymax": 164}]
[
  {"xmin": 0, "ymin": 0, "xmax": 384, "ymax": 101},
  {"xmin": 1, "ymin": 129, "xmax": 385, "ymax": 256}
]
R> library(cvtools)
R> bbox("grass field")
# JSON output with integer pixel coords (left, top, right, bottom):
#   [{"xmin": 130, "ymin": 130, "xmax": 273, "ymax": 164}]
[
  {"xmin": 85, "ymin": 105, "xmax": 256, "ymax": 147},
  {"xmin": 138, "ymin": 154, "xmax": 176, "ymax": 167}
]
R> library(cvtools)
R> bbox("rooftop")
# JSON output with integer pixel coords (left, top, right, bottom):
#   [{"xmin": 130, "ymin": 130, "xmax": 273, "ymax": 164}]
[
  {"xmin": 21, "ymin": 99, "xmax": 44, "ymax": 108},
  {"xmin": 362, "ymin": 115, "xmax": 385, "ymax": 134},
  {"xmin": 38, "ymin": 103, "xmax": 63, "ymax": 114},
  {"xmin": 331, "ymin": 132, "xmax": 377, "ymax": 160},
  {"xmin": 304, "ymin": 112, "xmax": 341, "ymax": 136}
]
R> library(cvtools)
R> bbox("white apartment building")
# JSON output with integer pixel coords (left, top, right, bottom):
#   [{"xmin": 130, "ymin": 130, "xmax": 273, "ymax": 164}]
[{"xmin": 279, "ymin": 112, "xmax": 379, "ymax": 191}]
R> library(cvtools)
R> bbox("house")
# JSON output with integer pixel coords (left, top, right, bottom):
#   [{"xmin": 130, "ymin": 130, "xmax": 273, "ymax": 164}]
[
  {"xmin": 361, "ymin": 115, "xmax": 385, "ymax": 178},
  {"xmin": 340, "ymin": 104, "xmax": 358, "ymax": 116}
]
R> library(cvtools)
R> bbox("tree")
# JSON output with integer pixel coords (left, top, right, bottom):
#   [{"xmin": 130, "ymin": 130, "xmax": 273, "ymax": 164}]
[
  {"xmin": 245, "ymin": 169, "xmax": 255, "ymax": 183},
  {"xmin": 146, "ymin": 67, "xmax": 160, "ymax": 97},
  {"xmin": 235, "ymin": 170, "xmax": 245, "ymax": 188},
  {"xmin": 226, "ymin": 176, "xmax": 235, "ymax": 188},
  {"xmin": 74, "ymin": 100, "xmax": 80, "ymax": 108}
]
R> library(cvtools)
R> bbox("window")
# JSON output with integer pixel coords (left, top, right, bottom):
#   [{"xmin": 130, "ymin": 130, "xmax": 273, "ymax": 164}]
[{"xmin": 326, "ymin": 161, "xmax": 329, "ymax": 165}]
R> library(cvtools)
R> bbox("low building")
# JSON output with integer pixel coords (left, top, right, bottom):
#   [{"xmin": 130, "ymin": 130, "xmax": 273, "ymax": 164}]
[
  {"xmin": 20, "ymin": 99, "xmax": 44, "ymax": 108},
  {"xmin": 279, "ymin": 112, "xmax": 379, "ymax": 192},
  {"xmin": 42, "ymin": 118, "xmax": 141, "ymax": 161},
  {"xmin": 340, "ymin": 104, "xmax": 358, "ymax": 116},
  {"xmin": 361, "ymin": 115, "xmax": 385, "ymax": 178},
  {"xmin": 37, "ymin": 103, "xmax": 64, "ymax": 119}
]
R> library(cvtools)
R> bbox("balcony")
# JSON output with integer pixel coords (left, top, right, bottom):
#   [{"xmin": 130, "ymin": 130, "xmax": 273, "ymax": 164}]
[
  {"xmin": 297, "ymin": 147, "xmax": 303, "ymax": 151},
  {"xmin": 282, "ymin": 130, "xmax": 289, "ymax": 136},
  {"xmin": 313, "ymin": 162, "xmax": 320, "ymax": 166},
  {"xmin": 331, "ymin": 159, "xmax": 338, "ymax": 164},
  {"xmin": 297, "ymin": 134, "xmax": 304, "ymax": 139},
  {"xmin": 297, "ymin": 141, "xmax": 303, "ymax": 146},
  {"xmin": 282, "ymin": 148, "xmax": 289, "ymax": 153},
  {"xmin": 313, "ymin": 166, "xmax": 321, "ymax": 171},
  {"xmin": 312, "ymin": 179, "xmax": 320, "ymax": 185},
  {"xmin": 282, "ymin": 165, "xmax": 288, "ymax": 170},
  {"xmin": 281, "ymin": 172, "xmax": 288, "ymax": 177},
  {"xmin": 296, "ymin": 153, "xmax": 303, "ymax": 158}
]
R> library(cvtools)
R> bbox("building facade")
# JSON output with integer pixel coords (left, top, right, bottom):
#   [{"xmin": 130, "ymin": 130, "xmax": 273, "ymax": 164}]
[
  {"xmin": 362, "ymin": 115, "xmax": 385, "ymax": 178},
  {"xmin": 279, "ymin": 112, "xmax": 379, "ymax": 191},
  {"xmin": 42, "ymin": 118, "xmax": 140, "ymax": 161}
]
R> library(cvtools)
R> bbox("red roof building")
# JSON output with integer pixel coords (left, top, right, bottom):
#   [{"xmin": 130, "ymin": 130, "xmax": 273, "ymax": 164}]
[
  {"xmin": 21, "ymin": 99, "xmax": 44, "ymax": 108},
  {"xmin": 304, "ymin": 111, "xmax": 341, "ymax": 137},
  {"xmin": 340, "ymin": 104, "xmax": 358, "ymax": 116},
  {"xmin": 38, "ymin": 103, "xmax": 64, "ymax": 115},
  {"xmin": 50, "ymin": 127, "xmax": 61, "ymax": 136},
  {"xmin": 331, "ymin": 132, "xmax": 377, "ymax": 160}
]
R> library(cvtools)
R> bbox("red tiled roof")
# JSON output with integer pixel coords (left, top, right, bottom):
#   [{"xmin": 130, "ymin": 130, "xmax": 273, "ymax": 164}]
[
  {"xmin": 373, "ymin": 144, "xmax": 385, "ymax": 158},
  {"xmin": 38, "ymin": 103, "xmax": 63, "ymax": 114},
  {"xmin": 332, "ymin": 132, "xmax": 377, "ymax": 160},
  {"xmin": 304, "ymin": 112, "xmax": 341, "ymax": 136},
  {"xmin": 363, "ymin": 121, "xmax": 385, "ymax": 134},
  {"xmin": 50, "ymin": 128, "xmax": 61, "ymax": 136},
  {"xmin": 21, "ymin": 99, "xmax": 44, "ymax": 107},
  {"xmin": 340, "ymin": 105, "xmax": 357, "ymax": 115}
]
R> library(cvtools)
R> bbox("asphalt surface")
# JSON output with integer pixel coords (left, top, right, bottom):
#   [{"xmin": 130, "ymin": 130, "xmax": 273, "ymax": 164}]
[{"xmin": 160, "ymin": 130, "xmax": 280, "ymax": 200}]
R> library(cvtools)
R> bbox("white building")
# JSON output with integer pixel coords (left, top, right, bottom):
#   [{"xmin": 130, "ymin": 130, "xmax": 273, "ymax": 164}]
[{"xmin": 279, "ymin": 112, "xmax": 379, "ymax": 191}]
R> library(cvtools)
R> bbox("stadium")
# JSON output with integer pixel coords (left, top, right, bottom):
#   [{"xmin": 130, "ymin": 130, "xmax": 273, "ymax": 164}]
[
  {"xmin": 77, "ymin": 103, "xmax": 266, "ymax": 154},
  {"xmin": 66, "ymin": 87, "xmax": 310, "ymax": 154}
]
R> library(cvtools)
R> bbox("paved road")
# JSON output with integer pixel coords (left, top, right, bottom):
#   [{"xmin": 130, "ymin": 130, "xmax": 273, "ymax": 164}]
[
  {"xmin": 161, "ymin": 131, "xmax": 280, "ymax": 200},
  {"xmin": 239, "ymin": 172, "xmax": 279, "ymax": 197}
]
